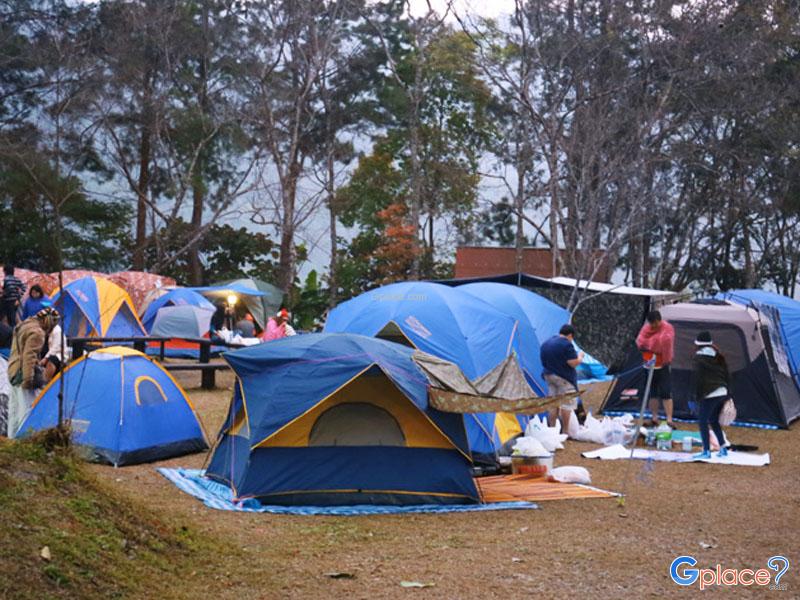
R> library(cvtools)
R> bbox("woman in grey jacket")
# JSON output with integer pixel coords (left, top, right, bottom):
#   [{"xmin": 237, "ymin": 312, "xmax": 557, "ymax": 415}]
[{"xmin": 692, "ymin": 331, "xmax": 731, "ymax": 459}]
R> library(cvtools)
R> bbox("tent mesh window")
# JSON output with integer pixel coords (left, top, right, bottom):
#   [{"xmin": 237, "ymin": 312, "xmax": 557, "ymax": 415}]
[
  {"xmin": 135, "ymin": 377, "xmax": 168, "ymax": 406},
  {"xmin": 308, "ymin": 402, "xmax": 406, "ymax": 447},
  {"xmin": 670, "ymin": 323, "xmax": 750, "ymax": 372}
]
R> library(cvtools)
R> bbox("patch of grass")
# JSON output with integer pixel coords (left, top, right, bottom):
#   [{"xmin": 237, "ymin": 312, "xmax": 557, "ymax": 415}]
[{"xmin": 0, "ymin": 437, "xmax": 246, "ymax": 600}]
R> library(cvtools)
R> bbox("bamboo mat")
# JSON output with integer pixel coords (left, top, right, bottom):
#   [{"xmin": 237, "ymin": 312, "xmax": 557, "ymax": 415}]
[{"xmin": 475, "ymin": 473, "xmax": 619, "ymax": 503}]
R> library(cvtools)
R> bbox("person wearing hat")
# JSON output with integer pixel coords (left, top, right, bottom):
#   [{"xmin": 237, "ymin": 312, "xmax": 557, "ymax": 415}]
[
  {"xmin": 6, "ymin": 307, "xmax": 60, "ymax": 437},
  {"xmin": 692, "ymin": 330, "xmax": 731, "ymax": 459},
  {"xmin": 262, "ymin": 308, "xmax": 296, "ymax": 341}
]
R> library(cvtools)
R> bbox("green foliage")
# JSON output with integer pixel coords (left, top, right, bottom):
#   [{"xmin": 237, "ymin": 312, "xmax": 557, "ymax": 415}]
[
  {"xmin": 291, "ymin": 270, "xmax": 328, "ymax": 330},
  {"xmin": 0, "ymin": 154, "xmax": 132, "ymax": 271},
  {"xmin": 144, "ymin": 219, "xmax": 280, "ymax": 285}
]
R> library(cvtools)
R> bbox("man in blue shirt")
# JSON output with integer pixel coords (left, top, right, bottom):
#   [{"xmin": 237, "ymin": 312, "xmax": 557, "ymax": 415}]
[{"xmin": 540, "ymin": 324, "xmax": 584, "ymax": 430}]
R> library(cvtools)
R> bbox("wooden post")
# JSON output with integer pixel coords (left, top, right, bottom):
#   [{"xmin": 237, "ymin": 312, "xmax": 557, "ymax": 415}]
[{"xmin": 199, "ymin": 340, "xmax": 214, "ymax": 390}]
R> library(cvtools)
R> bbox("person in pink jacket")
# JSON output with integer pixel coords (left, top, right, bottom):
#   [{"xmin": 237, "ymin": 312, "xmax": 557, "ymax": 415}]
[
  {"xmin": 262, "ymin": 308, "xmax": 296, "ymax": 342},
  {"xmin": 636, "ymin": 310, "xmax": 676, "ymax": 428}
]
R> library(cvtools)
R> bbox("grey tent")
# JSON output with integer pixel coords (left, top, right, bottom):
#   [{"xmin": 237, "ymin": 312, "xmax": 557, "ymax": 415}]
[{"xmin": 601, "ymin": 300, "xmax": 800, "ymax": 428}]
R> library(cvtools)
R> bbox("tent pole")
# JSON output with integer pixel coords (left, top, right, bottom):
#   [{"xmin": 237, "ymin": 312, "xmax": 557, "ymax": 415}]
[{"xmin": 628, "ymin": 360, "xmax": 655, "ymax": 458}]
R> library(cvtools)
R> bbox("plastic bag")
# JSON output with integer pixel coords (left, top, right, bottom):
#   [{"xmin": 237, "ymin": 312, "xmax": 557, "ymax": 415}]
[
  {"xmin": 524, "ymin": 415, "xmax": 568, "ymax": 452},
  {"xmin": 719, "ymin": 399, "xmax": 737, "ymax": 426},
  {"xmin": 573, "ymin": 411, "xmax": 635, "ymax": 445},
  {"xmin": 511, "ymin": 436, "xmax": 550, "ymax": 457},
  {"xmin": 549, "ymin": 466, "xmax": 591, "ymax": 484}
]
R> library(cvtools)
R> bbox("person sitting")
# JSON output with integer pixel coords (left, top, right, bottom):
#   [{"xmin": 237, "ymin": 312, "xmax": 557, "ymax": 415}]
[
  {"xmin": 235, "ymin": 313, "xmax": 257, "ymax": 338},
  {"xmin": 691, "ymin": 331, "xmax": 731, "ymax": 459},
  {"xmin": 209, "ymin": 301, "xmax": 231, "ymax": 343},
  {"xmin": 262, "ymin": 308, "xmax": 296, "ymax": 341},
  {"xmin": 21, "ymin": 285, "xmax": 49, "ymax": 321},
  {"xmin": 39, "ymin": 319, "xmax": 68, "ymax": 384},
  {"xmin": 540, "ymin": 324, "xmax": 584, "ymax": 432}
]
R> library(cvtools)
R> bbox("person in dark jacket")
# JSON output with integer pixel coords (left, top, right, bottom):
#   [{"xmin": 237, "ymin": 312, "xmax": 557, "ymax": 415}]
[
  {"xmin": 1, "ymin": 265, "xmax": 26, "ymax": 326},
  {"xmin": 692, "ymin": 331, "xmax": 731, "ymax": 459}
]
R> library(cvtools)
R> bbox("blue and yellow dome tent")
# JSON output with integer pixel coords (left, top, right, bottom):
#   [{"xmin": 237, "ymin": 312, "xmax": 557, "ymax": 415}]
[
  {"xmin": 18, "ymin": 347, "xmax": 208, "ymax": 465},
  {"xmin": 206, "ymin": 333, "xmax": 480, "ymax": 506},
  {"xmin": 52, "ymin": 276, "xmax": 146, "ymax": 338},
  {"xmin": 323, "ymin": 281, "xmax": 531, "ymax": 463}
]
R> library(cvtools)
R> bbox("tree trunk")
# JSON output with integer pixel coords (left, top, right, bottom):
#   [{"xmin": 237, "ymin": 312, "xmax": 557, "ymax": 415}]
[
  {"xmin": 133, "ymin": 76, "xmax": 152, "ymax": 271},
  {"xmin": 277, "ymin": 169, "xmax": 298, "ymax": 294},
  {"xmin": 407, "ymin": 35, "xmax": 424, "ymax": 280},
  {"xmin": 327, "ymin": 149, "xmax": 338, "ymax": 308},
  {"xmin": 188, "ymin": 1, "xmax": 210, "ymax": 286},
  {"xmin": 189, "ymin": 181, "xmax": 204, "ymax": 284},
  {"xmin": 514, "ymin": 152, "xmax": 525, "ymax": 273}
]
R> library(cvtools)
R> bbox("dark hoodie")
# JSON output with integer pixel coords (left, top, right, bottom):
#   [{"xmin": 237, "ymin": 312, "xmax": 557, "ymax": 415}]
[{"xmin": 692, "ymin": 346, "xmax": 731, "ymax": 399}]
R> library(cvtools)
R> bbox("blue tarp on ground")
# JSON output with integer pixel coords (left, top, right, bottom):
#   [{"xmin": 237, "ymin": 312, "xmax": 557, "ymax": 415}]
[{"xmin": 159, "ymin": 468, "xmax": 538, "ymax": 515}]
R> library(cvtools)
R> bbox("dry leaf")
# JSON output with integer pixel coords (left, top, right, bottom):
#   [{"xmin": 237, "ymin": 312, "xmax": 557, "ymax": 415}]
[{"xmin": 40, "ymin": 546, "xmax": 51, "ymax": 561}]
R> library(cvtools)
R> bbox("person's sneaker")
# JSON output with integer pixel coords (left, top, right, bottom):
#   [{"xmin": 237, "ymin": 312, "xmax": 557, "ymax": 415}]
[
  {"xmin": 716, "ymin": 447, "xmax": 729, "ymax": 458},
  {"xmin": 693, "ymin": 450, "xmax": 711, "ymax": 460}
]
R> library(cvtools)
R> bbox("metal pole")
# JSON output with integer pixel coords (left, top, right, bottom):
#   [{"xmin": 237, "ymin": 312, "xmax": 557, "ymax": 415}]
[
  {"xmin": 628, "ymin": 359, "xmax": 656, "ymax": 458},
  {"xmin": 57, "ymin": 269, "xmax": 64, "ymax": 431}
]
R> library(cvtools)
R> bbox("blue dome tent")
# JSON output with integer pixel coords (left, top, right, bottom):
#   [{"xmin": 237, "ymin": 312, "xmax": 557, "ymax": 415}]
[
  {"xmin": 18, "ymin": 347, "xmax": 207, "ymax": 465},
  {"xmin": 324, "ymin": 282, "xmax": 530, "ymax": 460},
  {"xmin": 141, "ymin": 288, "xmax": 214, "ymax": 333},
  {"xmin": 206, "ymin": 334, "xmax": 479, "ymax": 506},
  {"xmin": 460, "ymin": 282, "xmax": 608, "ymax": 385}
]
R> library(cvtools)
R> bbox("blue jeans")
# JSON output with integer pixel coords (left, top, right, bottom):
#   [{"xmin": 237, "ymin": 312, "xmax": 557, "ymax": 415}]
[{"xmin": 699, "ymin": 396, "xmax": 726, "ymax": 452}]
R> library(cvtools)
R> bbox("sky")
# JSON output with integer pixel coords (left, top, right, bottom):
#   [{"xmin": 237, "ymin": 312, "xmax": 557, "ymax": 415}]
[{"xmin": 408, "ymin": 0, "xmax": 516, "ymax": 19}]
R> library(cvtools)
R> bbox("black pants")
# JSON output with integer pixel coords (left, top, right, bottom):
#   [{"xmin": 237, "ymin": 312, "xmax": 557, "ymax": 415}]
[
  {"xmin": 699, "ymin": 395, "xmax": 726, "ymax": 452},
  {"xmin": 0, "ymin": 301, "xmax": 18, "ymax": 327}
]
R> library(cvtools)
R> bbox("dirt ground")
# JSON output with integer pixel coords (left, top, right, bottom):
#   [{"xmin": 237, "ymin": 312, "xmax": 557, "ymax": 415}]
[{"xmin": 89, "ymin": 369, "xmax": 800, "ymax": 599}]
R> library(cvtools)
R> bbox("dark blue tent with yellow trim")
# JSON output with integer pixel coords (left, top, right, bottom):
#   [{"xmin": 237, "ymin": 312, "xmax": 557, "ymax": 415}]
[
  {"xmin": 18, "ymin": 347, "xmax": 207, "ymax": 465},
  {"xmin": 206, "ymin": 333, "xmax": 480, "ymax": 506}
]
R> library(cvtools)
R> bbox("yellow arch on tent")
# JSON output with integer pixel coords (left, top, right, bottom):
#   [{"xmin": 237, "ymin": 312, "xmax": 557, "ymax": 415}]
[
  {"xmin": 253, "ymin": 365, "xmax": 464, "ymax": 455},
  {"xmin": 134, "ymin": 375, "xmax": 168, "ymax": 405}
]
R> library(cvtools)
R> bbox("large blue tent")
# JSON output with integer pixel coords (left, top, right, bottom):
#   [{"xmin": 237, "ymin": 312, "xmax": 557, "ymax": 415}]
[
  {"xmin": 718, "ymin": 289, "xmax": 800, "ymax": 394},
  {"xmin": 323, "ymin": 282, "xmax": 528, "ymax": 459},
  {"xmin": 459, "ymin": 282, "xmax": 566, "ymax": 392},
  {"xmin": 206, "ymin": 334, "xmax": 479, "ymax": 506},
  {"xmin": 18, "ymin": 347, "xmax": 207, "ymax": 465},
  {"xmin": 141, "ymin": 288, "xmax": 214, "ymax": 333}
]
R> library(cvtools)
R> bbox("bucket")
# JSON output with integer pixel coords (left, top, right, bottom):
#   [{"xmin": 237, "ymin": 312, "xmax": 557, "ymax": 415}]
[{"xmin": 511, "ymin": 454, "xmax": 553, "ymax": 478}]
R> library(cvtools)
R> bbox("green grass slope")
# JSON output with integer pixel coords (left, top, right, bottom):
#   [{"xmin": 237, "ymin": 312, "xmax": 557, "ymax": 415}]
[{"xmin": 0, "ymin": 437, "xmax": 235, "ymax": 600}]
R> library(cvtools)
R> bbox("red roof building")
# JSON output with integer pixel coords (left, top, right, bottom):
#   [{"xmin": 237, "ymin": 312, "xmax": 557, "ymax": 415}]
[{"xmin": 454, "ymin": 246, "xmax": 611, "ymax": 281}]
